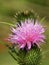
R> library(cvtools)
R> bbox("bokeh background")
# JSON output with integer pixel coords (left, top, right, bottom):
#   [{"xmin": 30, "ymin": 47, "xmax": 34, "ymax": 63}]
[{"xmin": 0, "ymin": 0, "xmax": 49, "ymax": 65}]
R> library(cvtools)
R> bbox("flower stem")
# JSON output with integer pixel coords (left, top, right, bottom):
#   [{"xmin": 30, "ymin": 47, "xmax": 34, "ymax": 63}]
[{"xmin": 0, "ymin": 22, "xmax": 16, "ymax": 27}]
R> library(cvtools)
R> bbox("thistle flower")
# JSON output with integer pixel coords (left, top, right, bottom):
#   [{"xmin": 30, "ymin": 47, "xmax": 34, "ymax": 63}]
[{"xmin": 8, "ymin": 19, "xmax": 45, "ymax": 50}]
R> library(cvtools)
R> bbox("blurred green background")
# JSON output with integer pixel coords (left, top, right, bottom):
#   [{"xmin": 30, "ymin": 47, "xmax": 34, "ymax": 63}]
[{"xmin": 0, "ymin": 0, "xmax": 49, "ymax": 65}]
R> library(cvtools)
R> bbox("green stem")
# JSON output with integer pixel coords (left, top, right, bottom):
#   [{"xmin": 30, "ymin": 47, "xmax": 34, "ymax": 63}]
[
  {"xmin": 40, "ymin": 17, "xmax": 46, "ymax": 22},
  {"xmin": 8, "ymin": 51, "xmax": 18, "ymax": 61},
  {"xmin": 0, "ymin": 22, "xmax": 16, "ymax": 27}
]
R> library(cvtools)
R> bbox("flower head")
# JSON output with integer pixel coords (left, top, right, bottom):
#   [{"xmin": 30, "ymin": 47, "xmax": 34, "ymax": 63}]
[{"xmin": 8, "ymin": 19, "xmax": 45, "ymax": 50}]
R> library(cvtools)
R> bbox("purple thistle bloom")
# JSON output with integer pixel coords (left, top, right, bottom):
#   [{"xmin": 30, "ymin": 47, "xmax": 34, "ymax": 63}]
[{"xmin": 8, "ymin": 19, "xmax": 45, "ymax": 50}]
